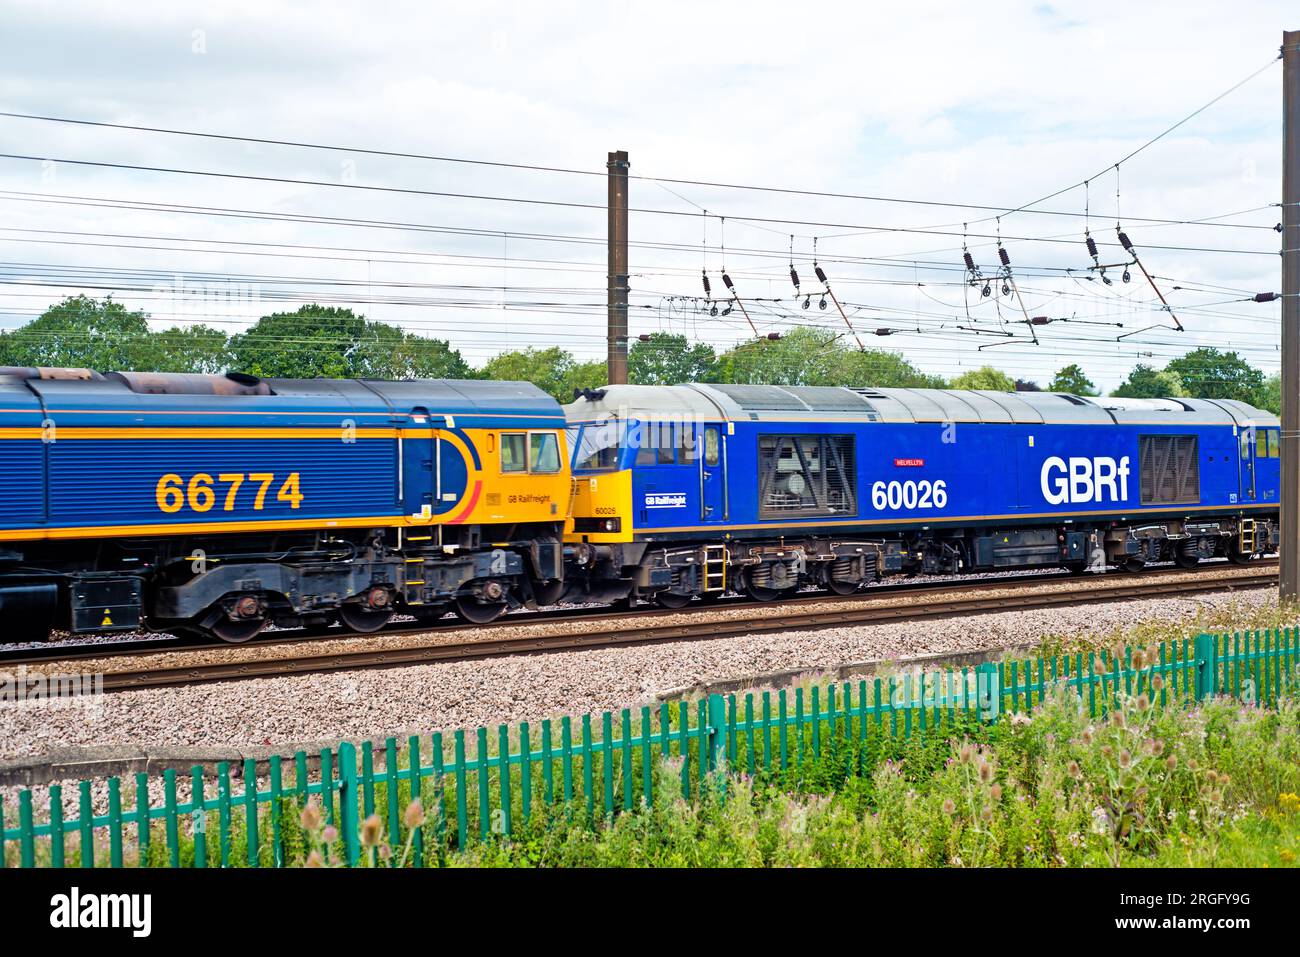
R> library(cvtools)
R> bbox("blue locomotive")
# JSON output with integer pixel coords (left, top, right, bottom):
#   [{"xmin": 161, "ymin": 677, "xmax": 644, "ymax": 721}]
[
  {"xmin": 0, "ymin": 368, "xmax": 570, "ymax": 641},
  {"xmin": 564, "ymin": 384, "xmax": 1280, "ymax": 605}
]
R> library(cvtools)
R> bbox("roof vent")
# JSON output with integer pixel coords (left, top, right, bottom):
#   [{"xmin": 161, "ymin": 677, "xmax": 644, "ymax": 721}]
[{"xmin": 107, "ymin": 372, "xmax": 274, "ymax": 396}]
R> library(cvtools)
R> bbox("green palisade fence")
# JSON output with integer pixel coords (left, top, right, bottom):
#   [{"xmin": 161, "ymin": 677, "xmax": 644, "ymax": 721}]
[{"xmin": 2, "ymin": 628, "xmax": 1297, "ymax": 868}]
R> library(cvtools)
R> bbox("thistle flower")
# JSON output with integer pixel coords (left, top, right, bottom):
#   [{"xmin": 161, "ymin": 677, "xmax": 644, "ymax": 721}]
[
  {"xmin": 300, "ymin": 802, "xmax": 323, "ymax": 832},
  {"xmin": 1166, "ymin": 755, "xmax": 1178, "ymax": 771},
  {"xmin": 1081, "ymin": 727, "xmax": 1094, "ymax": 745},
  {"xmin": 378, "ymin": 844, "xmax": 392, "ymax": 860},
  {"xmin": 322, "ymin": 826, "xmax": 338, "ymax": 845},
  {"xmin": 990, "ymin": 783, "xmax": 1003, "ymax": 801},
  {"xmin": 404, "ymin": 800, "xmax": 426, "ymax": 829},
  {"xmin": 1151, "ymin": 674, "xmax": 1164, "ymax": 691},
  {"xmin": 1134, "ymin": 693, "xmax": 1150, "ymax": 713},
  {"xmin": 1118, "ymin": 750, "xmax": 1132, "ymax": 770},
  {"xmin": 958, "ymin": 744, "xmax": 975, "ymax": 764},
  {"xmin": 1110, "ymin": 711, "xmax": 1126, "ymax": 729},
  {"xmin": 980, "ymin": 805, "xmax": 993, "ymax": 823},
  {"xmin": 978, "ymin": 761, "xmax": 993, "ymax": 783},
  {"xmin": 941, "ymin": 798, "xmax": 956, "ymax": 816},
  {"xmin": 1101, "ymin": 744, "xmax": 1113, "ymax": 758},
  {"xmin": 306, "ymin": 850, "xmax": 324, "ymax": 868},
  {"xmin": 1068, "ymin": 760, "xmax": 1083, "ymax": 780},
  {"xmin": 360, "ymin": 814, "xmax": 383, "ymax": 847}
]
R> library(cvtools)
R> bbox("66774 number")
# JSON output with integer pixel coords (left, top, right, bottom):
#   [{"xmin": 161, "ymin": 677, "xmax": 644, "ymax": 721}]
[
  {"xmin": 155, "ymin": 472, "xmax": 303, "ymax": 514},
  {"xmin": 870, "ymin": 478, "xmax": 948, "ymax": 511}
]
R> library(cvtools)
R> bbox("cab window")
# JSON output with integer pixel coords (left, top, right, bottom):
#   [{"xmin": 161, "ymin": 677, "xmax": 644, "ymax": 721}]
[
  {"xmin": 501, "ymin": 433, "xmax": 527, "ymax": 473},
  {"xmin": 530, "ymin": 432, "xmax": 561, "ymax": 473},
  {"xmin": 678, "ymin": 425, "xmax": 697, "ymax": 464},
  {"xmin": 1267, "ymin": 428, "xmax": 1280, "ymax": 458},
  {"xmin": 1255, "ymin": 429, "xmax": 1268, "ymax": 458},
  {"xmin": 573, "ymin": 420, "xmax": 624, "ymax": 472},
  {"xmin": 704, "ymin": 428, "xmax": 720, "ymax": 467}
]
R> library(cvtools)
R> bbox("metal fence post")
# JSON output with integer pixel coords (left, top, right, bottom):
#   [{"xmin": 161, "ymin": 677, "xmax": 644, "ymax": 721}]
[
  {"xmin": 1193, "ymin": 633, "xmax": 1218, "ymax": 701},
  {"xmin": 707, "ymin": 693, "xmax": 728, "ymax": 776},
  {"xmin": 337, "ymin": 741, "xmax": 359, "ymax": 867},
  {"xmin": 975, "ymin": 662, "xmax": 1000, "ymax": 722}
]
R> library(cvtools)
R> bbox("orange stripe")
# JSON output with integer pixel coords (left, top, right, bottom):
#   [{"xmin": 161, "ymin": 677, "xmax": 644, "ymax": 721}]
[{"xmin": 447, "ymin": 481, "xmax": 484, "ymax": 524}]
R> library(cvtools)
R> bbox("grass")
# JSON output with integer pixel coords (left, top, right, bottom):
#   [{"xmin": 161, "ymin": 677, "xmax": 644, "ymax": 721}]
[{"xmin": 6, "ymin": 605, "xmax": 1300, "ymax": 867}]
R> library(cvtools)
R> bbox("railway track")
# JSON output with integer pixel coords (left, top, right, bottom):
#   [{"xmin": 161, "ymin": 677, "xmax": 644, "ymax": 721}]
[
  {"xmin": 2, "ymin": 558, "xmax": 1276, "ymax": 667},
  {"xmin": 14, "ymin": 562, "xmax": 1278, "ymax": 694},
  {"xmin": 0, "ymin": 564, "xmax": 1113, "ymax": 665}
]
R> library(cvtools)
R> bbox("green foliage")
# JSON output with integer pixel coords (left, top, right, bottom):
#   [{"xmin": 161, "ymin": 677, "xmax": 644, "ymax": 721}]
[
  {"xmin": 0, "ymin": 295, "xmax": 160, "ymax": 371},
  {"xmin": 1163, "ymin": 348, "xmax": 1266, "ymax": 406},
  {"xmin": 1049, "ymin": 363, "xmax": 1098, "ymax": 396},
  {"xmin": 227, "ymin": 305, "xmax": 470, "ymax": 380},
  {"xmin": 710, "ymin": 327, "xmax": 944, "ymax": 388},
  {"xmin": 628, "ymin": 332, "xmax": 717, "ymax": 385},
  {"xmin": 479, "ymin": 346, "xmax": 606, "ymax": 403},
  {"xmin": 1111, "ymin": 363, "xmax": 1188, "ymax": 399},
  {"xmin": 949, "ymin": 365, "xmax": 1016, "ymax": 391},
  {"xmin": 1260, "ymin": 372, "xmax": 1281, "ymax": 415}
]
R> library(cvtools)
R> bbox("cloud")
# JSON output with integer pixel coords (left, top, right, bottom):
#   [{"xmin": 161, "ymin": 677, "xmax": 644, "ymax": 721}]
[{"xmin": 0, "ymin": 0, "xmax": 1289, "ymax": 388}]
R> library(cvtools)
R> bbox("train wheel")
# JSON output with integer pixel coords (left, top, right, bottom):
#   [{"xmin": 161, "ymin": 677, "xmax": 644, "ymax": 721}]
[
  {"xmin": 1228, "ymin": 548, "xmax": 1255, "ymax": 565},
  {"xmin": 826, "ymin": 578, "xmax": 861, "ymax": 596},
  {"xmin": 454, "ymin": 596, "xmax": 507, "ymax": 624},
  {"xmin": 338, "ymin": 604, "xmax": 394, "ymax": 634},
  {"xmin": 744, "ymin": 572, "xmax": 797, "ymax": 602},
  {"xmin": 1173, "ymin": 551, "xmax": 1200, "ymax": 569},
  {"xmin": 1121, "ymin": 558, "xmax": 1145, "ymax": 573},
  {"xmin": 654, "ymin": 591, "xmax": 694, "ymax": 609},
  {"xmin": 210, "ymin": 617, "xmax": 268, "ymax": 643},
  {"xmin": 532, "ymin": 579, "xmax": 565, "ymax": 607}
]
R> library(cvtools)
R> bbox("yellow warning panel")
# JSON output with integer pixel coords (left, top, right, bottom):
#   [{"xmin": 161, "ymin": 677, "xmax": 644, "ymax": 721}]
[{"xmin": 101, "ymin": 610, "xmax": 113, "ymax": 627}]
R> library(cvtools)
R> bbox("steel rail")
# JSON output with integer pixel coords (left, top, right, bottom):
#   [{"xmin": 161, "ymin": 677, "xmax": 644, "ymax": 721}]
[{"xmin": 20, "ymin": 566, "xmax": 1277, "ymax": 694}]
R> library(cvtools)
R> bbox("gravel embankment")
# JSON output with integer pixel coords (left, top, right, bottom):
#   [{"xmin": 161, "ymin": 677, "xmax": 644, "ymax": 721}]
[
  {"xmin": 0, "ymin": 584, "xmax": 1284, "ymax": 821},
  {"xmin": 1, "ymin": 585, "xmax": 1278, "ymax": 761}
]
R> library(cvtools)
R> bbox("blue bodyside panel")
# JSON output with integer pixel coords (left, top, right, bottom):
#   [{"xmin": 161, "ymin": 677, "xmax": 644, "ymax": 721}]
[
  {"xmin": 0, "ymin": 382, "xmax": 44, "ymax": 524},
  {"xmin": 44, "ymin": 438, "xmax": 399, "ymax": 528},
  {"xmin": 0, "ymin": 375, "xmax": 563, "ymax": 535},
  {"xmin": 0, "ymin": 441, "xmax": 44, "ymax": 525},
  {"xmin": 629, "ymin": 419, "xmax": 1273, "ymax": 536}
]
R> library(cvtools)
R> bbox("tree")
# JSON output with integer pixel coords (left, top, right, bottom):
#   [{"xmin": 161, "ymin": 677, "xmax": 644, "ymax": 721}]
[
  {"xmin": 709, "ymin": 328, "xmax": 944, "ymax": 388},
  {"xmin": 830, "ymin": 347, "xmax": 948, "ymax": 389},
  {"xmin": 0, "ymin": 295, "xmax": 159, "ymax": 371},
  {"xmin": 710, "ymin": 328, "xmax": 843, "ymax": 385},
  {"xmin": 1111, "ymin": 364, "xmax": 1187, "ymax": 399},
  {"xmin": 227, "ymin": 305, "xmax": 469, "ymax": 380},
  {"xmin": 150, "ymin": 324, "xmax": 232, "ymax": 374},
  {"xmin": 1162, "ymin": 348, "xmax": 1266, "ymax": 405},
  {"xmin": 628, "ymin": 332, "xmax": 716, "ymax": 385},
  {"xmin": 949, "ymin": 365, "xmax": 1016, "ymax": 391},
  {"xmin": 478, "ymin": 346, "xmax": 604, "ymax": 403},
  {"xmin": 1014, "ymin": 379, "xmax": 1042, "ymax": 392},
  {"xmin": 1048, "ymin": 363, "xmax": 1098, "ymax": 396},
  {"xmin": 1260, "ymin": 372, "xmax": 1281, "ymax": 415}
]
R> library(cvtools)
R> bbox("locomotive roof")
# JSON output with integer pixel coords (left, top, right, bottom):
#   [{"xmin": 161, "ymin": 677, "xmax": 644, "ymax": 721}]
[
  {"xmin": 566, "ymin": 383, "xmax": 1277, "ymax": 428},
  {"xmin": 0, "ymin": 370, "xmax": 561, "ymax": 419}
]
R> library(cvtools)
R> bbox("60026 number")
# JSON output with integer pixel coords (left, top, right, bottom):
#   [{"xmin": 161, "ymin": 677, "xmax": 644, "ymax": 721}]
[
  {"xmin": 155, "ymin": 472, "xmax": 303, "ymax": 514},
  {"xmin": 870, "ymin": 479, "xmax": 947, "ymax": 511}
]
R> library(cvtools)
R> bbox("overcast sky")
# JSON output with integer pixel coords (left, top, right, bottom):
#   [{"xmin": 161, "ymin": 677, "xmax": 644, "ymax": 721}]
[{"xmin": 0, "ymin": 0, "xmax": 1292, "ymax": 389}]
